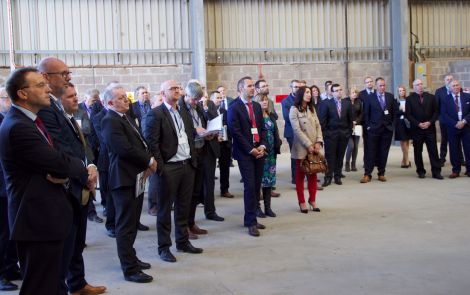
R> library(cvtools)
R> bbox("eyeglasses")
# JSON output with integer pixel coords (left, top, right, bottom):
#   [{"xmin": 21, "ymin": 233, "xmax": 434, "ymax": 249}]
[
  {"xmin": 167, "ymin": 86, "xmax": 180, "ymax": 91},
  {"xmin": 20, "ymin": 82, "xmax": 49, "ymax": 90},
  {"xmin": 46, "ymin": 71, "xmax": 72, "ymax": 79}
]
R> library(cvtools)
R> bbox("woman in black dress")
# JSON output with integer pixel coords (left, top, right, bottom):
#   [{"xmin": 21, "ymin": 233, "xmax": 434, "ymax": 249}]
[
  {"xmin": 344, "ymin": 87, "xmax": 363, "ymax": 171},
  {"xmin": 394, "ymin": 86, "xmax": 412, "ymax": 168}
]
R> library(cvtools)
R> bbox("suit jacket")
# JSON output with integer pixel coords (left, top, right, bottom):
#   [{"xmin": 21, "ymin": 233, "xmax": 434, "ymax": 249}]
[
  {"xmin": 0, "ymin": 107, "xmax": 86, "ymax": 241},
  {"xmin": 319, "ymin": 98, "xmax": 354, "ymax": 139},
  {"xmin": 435, "ymin": 86, "xmax": 450, "ymax": 123},
  {"xmin": 178, "ymin": 98, "xmax": 221, "ymax": 159},
  {"xmin": 346, "ymin": 97, "xmax": 363, "ymax": 125},
  {"xmin": 75, "ymin": 102, "xmax": 100, "ymax": 158},
  {"xmin": 102, "ymin": 110, "xmax": 151, "ymax": 190},
  {"xmin": 289, "ymin": 106, "xmax": 323, "ymax": 159},
  {"xmin": 363, "ymin": 91, "xmax": 396, "ymax": 133},
  {"xmin": 405, "ymin": 92, "xmax": 439, "ymax": 135},
  {"xmin": 227, "ymin": 97, "xmax": 268, "ymax": 161},
  {"xmin": 441, "ymin": 92, "xmax": 470, "ymax": 134},
  {"xmin": 142, "ymin": 104, "xmax": 197, "ymax": 175},
  {"xmin": 91, "ymin": 108, "xmax": 109, "ymax": 172},
  {"xmin": 281, "ymin": 93, "xmax": 295, "ymax": 138},
  {"xmin": 37, "ymin": 97, "xmax": 90, "ymax": 205},
  {"xmin": 131, "ymin": 101, "xmax": 151, "ymax": 130},
  {"xmin": 0, "ymin": 113, "xmax": 6, "ymax": 198}
]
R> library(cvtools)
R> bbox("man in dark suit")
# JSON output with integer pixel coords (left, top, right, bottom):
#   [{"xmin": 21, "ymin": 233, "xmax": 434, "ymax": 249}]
[
  {"xmin": 210, "ymin": 91, "xmax": 234, "ymax": 198},
  {"xmin": 441, "ymin": 80, "xmax": 470, "ymax": 178},
  {"xmin": 361, "ymin": 77, "xmax": 396, "ymax": 183},
  {"xmin": 228, "ymin": 76, "xmax": 268, "ymax": 237},
  {"xmin": 216, "ymin": 85, "xmax": 234, "ymax": 110},
  {"xmin": 37, "ymin": 57, "xmax": 105, "ymax": 295},
  {"xmin": 131, "ymin": 86, "xmax": 151, "ymax": 129},
  {"xmin": 319, "ymin": 84, "xmax": 353, "ymax": 186},
  {"xmin": 359, "ymin": 76, "xmax": 375, "ymax": 167},
  {"xmin": 75, "ymin": 89, "xmax": 104, "ymax": 223},
  {"xmin": 143, "ymin": 80, "xmax": 203, "ymax": 263},
  {"xmin": 405, "ymin": 79, "xmax": 443, "ymax": 180},
  {"xmin": 101, "ymin": 84, "xmax": 156, "ymax": 283},
  {"xmin": 0, "ymin": 88, "xmax": 20, "ymax": 292},
  {"xmin": 0, "ymin": 67, "xmax": 87, "ymax": 295},
  {"xmin": 91, "ymin": 104, "xmax": 117, "ymax": 237},
  {"xmin": 282, "ymin": 79, "xmax": 302, "ymax": 184},
  {"xmin": 178, "ymin": 82, "xmax": 224, "ymax": 240}
]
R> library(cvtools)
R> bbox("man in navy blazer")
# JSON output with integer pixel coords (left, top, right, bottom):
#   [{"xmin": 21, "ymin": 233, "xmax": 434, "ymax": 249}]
[
  {"xmin": 0, "ymin": 67, "xmax": 87, "ymax": 295},
  {"xmin": 131, "ymin": 86, "xmax": 151, "ymax": 129},
  {"xmin": 361, "ymin": 77, "xmax": 396, "ymax": 183},
  {"xmin": 406, "ymin": 79, "xmax": 443, "ymax": 180},
  {"xmin": 282, "ymin": 79, "xmax": 302, "ymax": 184},
  {"xmin": 319, "ymin": 83, "xmax": 354, "ymax": 186},
  {"xmin": 441, "ymin": 80, "xmax": 470, "ymax": 178},
  {"xmin": 228, "ymin": 76, "xmax": 268, "ymax": 237}
]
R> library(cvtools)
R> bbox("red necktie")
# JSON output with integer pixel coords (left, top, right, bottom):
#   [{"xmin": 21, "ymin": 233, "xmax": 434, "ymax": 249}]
[
  {"xmin": 246, "ymin": 102, "xmax": 260, "ymax": 143},
  {"xmin": 34, "ymin": 117, "xmax": 53, "ymax": 146}
]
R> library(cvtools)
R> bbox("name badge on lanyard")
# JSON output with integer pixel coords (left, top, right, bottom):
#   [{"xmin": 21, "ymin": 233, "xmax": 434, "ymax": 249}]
[
  {"xmin": 178, "ymin": 133, "xmax": 188, "ymax": 145},
  {"xmin": 251, "ymin": 128, "xmax": 258, "ymax": 135},
  {"xmin": 384, "ymin": 110, "xmax": 389, "ymax": 115}
]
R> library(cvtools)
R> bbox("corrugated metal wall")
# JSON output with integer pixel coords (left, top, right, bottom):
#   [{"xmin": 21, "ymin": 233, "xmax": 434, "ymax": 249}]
[
  {"xmin": 0, "ymin": 0, "xmax": 191, "ymax": 67},
  {"xmin": 205, "ymin": 0, "xmax": 391, "ymax": 63},
  {"xmin": 410, "ymin": 0, "xmax": 470, "ymax": 58}
]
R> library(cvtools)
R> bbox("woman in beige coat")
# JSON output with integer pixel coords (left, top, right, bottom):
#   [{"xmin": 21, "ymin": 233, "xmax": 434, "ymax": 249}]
[{"xmin": 289, "ymin": 86, "xmax": 324, "ymax": 213}]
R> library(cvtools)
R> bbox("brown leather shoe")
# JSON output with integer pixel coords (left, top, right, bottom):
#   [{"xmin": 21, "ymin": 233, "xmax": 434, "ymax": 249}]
[
  {"xmin": 256, "ymin": 223, "xmax": 266, "ymax": 230},
  {"xmin": 248, "ymin": 226, "xmax": 260, "ymax": 237},
  {"xmin": 360, "ymin": 175, "xmax": 371, "ymax": 183},
  {"xmin": 220, "ymin": 192, "xmax": 234, "ymax": 198},
  {"xmin": 71, "ymin": 284, "xmax": 106, "ymax": 295},
  {"xmin": 449, "ymin": 172, "xmax": 460, "ymax": 179},
  {"xmin": 190, "ymin": 224, "xmax": 208, "ymax": 235},
  {"xmin": 188, "ymin": 229, "xmax": 198, "ymax": 240},
  {"xmin": 378, "ymin": 175, "xmax": 387, "ymax": 182},
  {"xmin": 271, "ymin": 191, "xmax": 281, "ymax": 198}
]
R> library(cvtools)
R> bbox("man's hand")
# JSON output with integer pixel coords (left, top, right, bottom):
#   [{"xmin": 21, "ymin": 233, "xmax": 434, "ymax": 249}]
[
  {"xmin": 204, "ymin": 133, "xmax": 215, "ymax": 140},
  {"xmin": 86, "ymin": 165, "xmax": 98, "ymax": 189},
  {"xmin": 456, "ymin": 121, "xmax": 466, "ymax": 129},
  {"xmin": 255, "ymin": 146, "xmax": 266, "ymax": 159},
  {"xmin": 418, "ymin": 122, "xmax": 431, "ymax": 129},
  {"xmin": 143, "ymin": 168, "xmax": 153, "ymax": 180},
  {"xmin": 250, "ymin": 148, "xmax": 261, "ymax": 158},
  {"xmin": 148, "ymin": 157, "xmax": 157, "ymax": 173},
  {"xmin": 46, "ymin": 174, "xmax": 69, "ymax": 184}
]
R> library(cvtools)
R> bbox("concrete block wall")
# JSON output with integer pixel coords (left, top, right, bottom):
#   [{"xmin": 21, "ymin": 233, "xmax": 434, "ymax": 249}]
[{"xmin": 427, "ymin": 58, "xmax": 470, "ymax": 92}]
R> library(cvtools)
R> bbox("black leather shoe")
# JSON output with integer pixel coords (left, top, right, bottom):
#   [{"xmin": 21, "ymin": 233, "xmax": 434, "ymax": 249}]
[
  {"xmin": 255, "ymin": 207, "xmax": 266, "ymax": 218},
  {"xmin": 323, "ymin": 177, "xmax": 332, "ymax": 187},
  {"xmin": 334, "ymin": 178, "xmax": 342, "ymax": 185},
  {"xmin": 206, "ymin": 214, "xmax": 224, "ymax": 222},
  {"xmin": 432, "ymin": 174, "xmax": 444, "ymax": 180},
  {"xmin": 137, "ymin": 259, "xmax": 151, "ymax": 270},
  {"xmin": 340, "ymin": 173, "xmax": 346, "ymax": 178},
  {"xmin": 418, "ymin": 173, "xmax": 426, "ymax": 179},
  {"xmin": 106, "ymin": 229, "xmax": 116, "ymax": 238},
  {"xmin": 124, "ymin": 271, "xmax": 153, "ymax": 283},
  {"xmin": 0, "ymin": 279, "xmax": 18, "ymax": 291},
  {"xmin": 88, "ymin": 214, "xmax": 104, "ymax": 223},
  {"xmin": 138, "ymin": 223, "xmax": 149, "ymax": 231},
  {"xmin": 159, "ymin": 249, "xmax": 177, "ymax": 263},
  {"xmin": 248, "ymin": 226, "xmax": 260, "ymax": 237},
  {"xmin": 176, "ymin": 243, "xmax": 203, "ymax": 254}
]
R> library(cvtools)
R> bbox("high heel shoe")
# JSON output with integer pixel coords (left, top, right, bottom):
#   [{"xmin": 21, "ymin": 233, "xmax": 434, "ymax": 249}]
[
  {"xmin": 308, "ymin": 202, "xmax": 321, "ymax": 212},
  {"xmin": 401, "ymin": 162, "xmax": 412, "ymax": 168},
  {"xmin": 298, "ymin": 203, "xmax": 308, "ymax": 214}
]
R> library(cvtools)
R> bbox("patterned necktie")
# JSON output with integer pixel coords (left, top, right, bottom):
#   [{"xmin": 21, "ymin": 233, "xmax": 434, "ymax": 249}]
[
  {"xmin": 336, "ymin": 99, "xmax": 342, "ymax": 116},
  {"xmin": 379, "ymin": 94, "xmax": 386, "ymax": 110},
  {"xmin": 246, "ymin": 102, "xmax": 260, "ymax": 143},
  {"xmin": 34, "ymin": 117, "xmax": 53, "ymax": 146}
]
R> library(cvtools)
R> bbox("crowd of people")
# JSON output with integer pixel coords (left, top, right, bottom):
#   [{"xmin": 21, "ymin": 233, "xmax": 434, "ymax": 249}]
[{"xmin": 0, "ymin": 57, "xmax": 469, "ymax": 294}]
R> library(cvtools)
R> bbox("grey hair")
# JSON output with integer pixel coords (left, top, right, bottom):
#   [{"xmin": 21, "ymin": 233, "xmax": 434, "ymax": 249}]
[
  {"xmin": 185, "ymin": 82, "xmax": 204, "ymax": 99},
  {"xmin": 86, "ymin": 88, "xmax": 100, "ymax": 97},
  {"xmin": 102, "ymin": 84, "xmax": 125, "ymax": 105}
]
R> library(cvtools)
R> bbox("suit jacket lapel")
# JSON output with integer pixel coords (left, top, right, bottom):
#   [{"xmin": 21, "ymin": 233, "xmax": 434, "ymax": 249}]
[{"xmin": 162, "ymin": 106, "xmax": 178, "ymax": 136}]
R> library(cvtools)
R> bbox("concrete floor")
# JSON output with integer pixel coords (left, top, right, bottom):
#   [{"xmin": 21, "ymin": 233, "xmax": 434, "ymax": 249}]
[{"xmin": 10, "ymin": 146, "xmax": 470, "ymax": 295}]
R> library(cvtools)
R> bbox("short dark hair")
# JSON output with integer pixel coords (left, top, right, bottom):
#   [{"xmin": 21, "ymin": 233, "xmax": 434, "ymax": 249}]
[
  {"xmin": 5, "ymin": 67, "xmax": 39, "ymax": 102},
  {"xmin": 375, "ymin": 77, "xmax": 384, "ymax": 84},
  {"xmin": 331, "ymin": 83, "xmax": 341, "ymax": 93},
  {"xmin": 209, "ymin": 90, "xmax": 220, "ymax": 100},
  {"xmin": 289, "ymin": 79, "xmax": 301, "ymax": 87},
  {"xmin": 254, "ymin": 79, "xmax": 266, "ymax": 89},
  {"xmin": 237, "ymin": 76, "xmax": 252, "ymax": 92},
  {"xmin": 293, "ymin": 86, "xmax": 315, "ymax": 113},
  {"xmin": 134, "ymin": 85, "xmax": 147, "ymax": 97},
  {"xmin": 324, "ymin": 80, "xmax": 333, "ymax": 88}
]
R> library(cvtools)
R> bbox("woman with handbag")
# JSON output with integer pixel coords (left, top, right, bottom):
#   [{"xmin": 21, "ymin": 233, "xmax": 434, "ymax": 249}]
[
  {"xmin": 253, "ymin": 93, "xmax": 282, "ymax": 217},
  {"xmin": 289, "ymin": 86, "xmax": 324, "ymax": 213}
]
